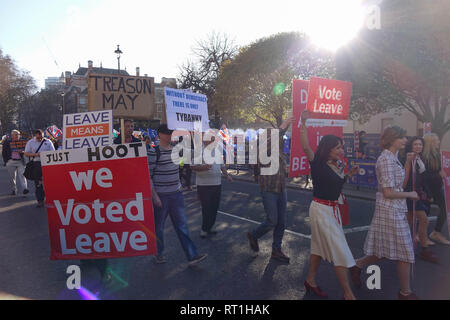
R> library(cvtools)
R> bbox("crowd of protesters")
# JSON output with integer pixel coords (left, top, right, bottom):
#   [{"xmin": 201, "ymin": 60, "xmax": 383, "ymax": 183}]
[{"xmin": 1, "ymin": 113, "xmax": 450, "ymax": 300}]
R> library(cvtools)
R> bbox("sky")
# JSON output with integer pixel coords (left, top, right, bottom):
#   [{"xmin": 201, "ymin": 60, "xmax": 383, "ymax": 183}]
[{"xmin": 0, "ymin": 0, "xmax": 375, "ymax": 89}]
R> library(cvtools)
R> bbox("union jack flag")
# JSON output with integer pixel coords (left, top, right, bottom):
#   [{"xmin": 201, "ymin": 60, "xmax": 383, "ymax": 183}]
[{"xmin": 46, "ymin": 125, "xmax": 62, "ymax": 139}]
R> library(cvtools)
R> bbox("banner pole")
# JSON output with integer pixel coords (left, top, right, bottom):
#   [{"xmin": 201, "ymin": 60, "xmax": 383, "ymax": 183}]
[{"xmin": 120, "ymin": 118, "xmax": 125, "ymax": 145}]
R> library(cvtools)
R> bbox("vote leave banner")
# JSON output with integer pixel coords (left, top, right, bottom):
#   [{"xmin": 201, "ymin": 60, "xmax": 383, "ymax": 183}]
[
  {"xmin": 63, "ymin": 110, "xmax": 113, "ymax": 150},
  {"xmin": 306, "ymin": 77, "xmax": 353, "ymax": 127},
  {"xmin": 289, "ymin": 79, "xmax": 343, "ymax": 177},
  {"xmin": 441, "ymin": 151, "xmax": 450, "ymax": 237},
  {"xmin": 165, "ymin": 87, "xmax": 210, "ymax": 132},
  {"xmin": 41, "ymin": 143, "xmax": 156, "ymax": 260}
]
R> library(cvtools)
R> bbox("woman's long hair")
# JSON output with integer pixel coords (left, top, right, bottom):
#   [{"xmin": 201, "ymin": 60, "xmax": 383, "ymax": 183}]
[
  {"xmin": 399, "ymin": 136, "xmax": 424, "ymax": 165},
  {"xmin": 313, "ymin": 135, "xmax": 342, "ymax": 164},
  {"xmin": 423, "ymin": 133, "xmax": 441, "ymax": 171}
]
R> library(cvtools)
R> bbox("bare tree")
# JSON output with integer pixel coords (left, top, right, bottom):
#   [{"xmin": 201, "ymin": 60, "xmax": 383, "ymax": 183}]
[{"xmin": 178, "ymin": 32, "xmax": 238, "ymax": 101}]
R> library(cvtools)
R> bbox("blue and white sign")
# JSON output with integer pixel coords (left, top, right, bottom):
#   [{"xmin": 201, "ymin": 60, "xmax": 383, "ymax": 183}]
[{"xmin": 164, "ymin": 88, "xmax": 210, "ymax": 132}]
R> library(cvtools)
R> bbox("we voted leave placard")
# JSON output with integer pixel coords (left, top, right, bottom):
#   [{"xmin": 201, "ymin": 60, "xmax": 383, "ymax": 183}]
[
  {"xmin": 41, "ymin": 143, "xmax": 156, "ymax": 260},
  {"xmin": 306, "ymin": 77, "xmax": 352, "ymax": 127},
  {"xmin": 63, "ymin": 110, "xmax": 113, "ymax": 150},
  {"xmin": 165, "ymin": 87, "xmax": 210, "ymax": 132},
  {"xmin": 289, "ymin": 79, "xmax": 343, "ymax": 177}
]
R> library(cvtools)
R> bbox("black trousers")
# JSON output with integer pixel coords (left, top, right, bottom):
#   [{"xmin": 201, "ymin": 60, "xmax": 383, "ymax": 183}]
[
  {"xmin": 34, "ymin": 179, "xmax": 45, "ymax": 202},
  {"xmin": 197, "ymin": 185, "xmax": 222, "ymax": 232},
  {"xmin": 430, "ymin": 186, "xmax": 447, "ymax": 233}
]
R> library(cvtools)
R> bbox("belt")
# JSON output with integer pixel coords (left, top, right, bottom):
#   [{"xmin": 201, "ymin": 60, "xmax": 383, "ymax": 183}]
[{"xmin": 313, "ymin": 197, "xmax": 342, "ymax": 226}]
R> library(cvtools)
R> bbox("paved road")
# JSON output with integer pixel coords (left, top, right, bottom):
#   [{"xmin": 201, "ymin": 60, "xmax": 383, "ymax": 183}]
[{"xmin": 0, "ymin": 166, "xmax": 449, "ymax": 300}]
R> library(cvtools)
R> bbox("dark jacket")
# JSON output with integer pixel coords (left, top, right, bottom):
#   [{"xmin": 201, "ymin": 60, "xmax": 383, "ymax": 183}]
[
  {"xmin": 2, "ymin": 139, "xmax": 25, "ymax": 165},
  {"xmin": 113, "ymin": 135, "xmax": 141, "ymax": 145}
]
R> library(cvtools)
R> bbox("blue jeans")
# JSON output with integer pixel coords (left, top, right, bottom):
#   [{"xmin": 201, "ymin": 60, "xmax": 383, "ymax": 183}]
[
  {"xmin": 251, "ymin": 190, "xmax": 287, "ymax": 250},
  {"xmin": 154, "ymin": 191, "xmax": 198, "ymax": 261}
]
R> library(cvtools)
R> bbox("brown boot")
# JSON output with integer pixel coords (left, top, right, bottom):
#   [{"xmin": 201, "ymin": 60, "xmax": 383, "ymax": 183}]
[{"xmin": 271, "ymin": 248, "xmax": 290, "ymax": 264}]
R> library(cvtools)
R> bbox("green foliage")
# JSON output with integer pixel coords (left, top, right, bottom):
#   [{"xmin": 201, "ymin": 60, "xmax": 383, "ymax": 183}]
[
  {"xmin": 213, "ymin": 32, "xmax": 335, "ymax": 128},
  {"xmin": 339, "ymin": 0, "xmax": 450, "ymax": 138}
]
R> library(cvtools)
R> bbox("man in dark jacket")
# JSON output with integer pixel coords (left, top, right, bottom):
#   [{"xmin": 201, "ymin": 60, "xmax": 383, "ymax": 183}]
[{"xmin": 2, "ymin": 130, "xmax": 29, "ymax": 195}]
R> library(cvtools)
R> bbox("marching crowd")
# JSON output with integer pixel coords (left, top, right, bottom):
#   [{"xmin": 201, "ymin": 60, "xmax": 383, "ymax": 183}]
[{"xmin": 2, "ymin": 112, "xmax": 450, "ymax": 300}]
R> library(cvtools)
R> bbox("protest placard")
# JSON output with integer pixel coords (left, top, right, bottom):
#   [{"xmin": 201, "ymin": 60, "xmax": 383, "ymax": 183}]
[
  {"xmin": 63, "ymin": 110, "xmax": 113, "ymax": 150},
  {"xmin": 88, "ymin": 74, "xmax": 155, "ymax": 120},
  {"xmin": 289, "ymin": 79, "xmax": 344, "ymax": 177},
  {"xmin": 441, "ymin": 151, "xmax": 450, "ymax": 238},
  {"xmin": 164, "ymin": 88, "xmax": 210, "ymax": 132},
  {"xmin": 306, "ymin": 77, "xmax": 352, "ymax": 127},
  {"xmin": 41, "ymin": 143, "xmax": 156, "ymax": 260}
]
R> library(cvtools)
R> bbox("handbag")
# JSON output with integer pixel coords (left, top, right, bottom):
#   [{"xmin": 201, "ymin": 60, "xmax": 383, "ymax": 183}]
[
  {"xmin": 338, "ymin": 193, "xmax": 350, "ymax": 226},
  {"xmin": 23, "ymin": 139, "xmax": 45, "ymax": 180}
]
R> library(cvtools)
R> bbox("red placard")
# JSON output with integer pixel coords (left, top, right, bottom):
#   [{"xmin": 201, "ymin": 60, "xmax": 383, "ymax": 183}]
[
  {"xmin": 290, "ymin": 79, "xmax": 343, "ymax": 177},
  {"xmin": 41, "ymin": 143, "xmax": 156, "ymax": 260},
  {"xmin": 441, "ymin": 151, "xmax": 450, "ymax": 238},
  {"xmin": 306, "ymin": 77, "xmax": 352, "ymax": 126}
]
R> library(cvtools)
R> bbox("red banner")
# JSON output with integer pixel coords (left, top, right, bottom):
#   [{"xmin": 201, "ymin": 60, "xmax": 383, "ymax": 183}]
[
  {"xmin": 41, "ymin": 143, "xmax": 156, "ymax": 260},
  {"xmin": 306, "ymin": 77, "xmax": 352, "ymax": 127},
  {"xmin": 441, "ymin": 151, "xmax": 450, "ymax": 237},
  {"xmin": 289, "ymin": 79, "xmax": 343, "ymax": 177}
]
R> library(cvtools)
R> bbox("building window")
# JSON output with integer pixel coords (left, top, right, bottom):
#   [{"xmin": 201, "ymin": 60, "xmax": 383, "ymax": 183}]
[{"xmin": 381, "ymin": 118, "xmax": 394, "ymax": 131}]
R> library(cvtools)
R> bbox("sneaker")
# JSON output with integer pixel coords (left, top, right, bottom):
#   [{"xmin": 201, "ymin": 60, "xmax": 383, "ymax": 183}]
[
  {"xmin": 419, "ymin": 249, "xmax": 439, "ymax": 264},
  {"xmin": 200, "ymin": 230, "xmax": 208, "ymax": 239},
  {"xmin": 271, "ymin": 248, "xmax": 290, "ymax": 264},
  {"xmin": 154, "ymin": 255, "xmax": 167, "ymax": 264},
  {"xmin": 429, "ymin": 231, "xmax": 450, "ymax": 245},
  {"xmin": 246, "ymin": 232, "xmax": 259, "ymax": 252},
  {"xmin": 23, "ymin": 189, "xmax": 29, "ymax": 195},
  {"xmin": 398, "ymin": 291, "xmax": 419, "ymax": 300},
  {"xmin": 189, "ymin": 254, "xmax": 208, "ymax": 266}
]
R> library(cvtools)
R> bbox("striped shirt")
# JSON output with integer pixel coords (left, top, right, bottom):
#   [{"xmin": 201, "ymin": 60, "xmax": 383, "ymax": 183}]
[{"xmin": 147, "ymin": 145, "xmax": 181, "ymax": 195}]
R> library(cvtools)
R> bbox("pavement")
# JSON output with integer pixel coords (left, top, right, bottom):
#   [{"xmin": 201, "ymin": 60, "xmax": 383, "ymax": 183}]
[{"xmin": 0, "ymin": 166, "xmax": 449, "ymax": 300}]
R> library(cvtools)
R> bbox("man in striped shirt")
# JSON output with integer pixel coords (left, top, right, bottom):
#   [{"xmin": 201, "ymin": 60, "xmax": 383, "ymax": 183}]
[{"xmin": 148, "ymin": 124, "xmax": 207, "ymax": 266}]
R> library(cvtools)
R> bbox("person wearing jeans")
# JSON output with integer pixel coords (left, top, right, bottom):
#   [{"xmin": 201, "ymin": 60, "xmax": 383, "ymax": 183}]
[
  {"xmin": 250, "ymin": 189, "xmax": 287, "ymax": 251},
  {"xmin": 153, "ymin": 190, "xmax": 199, "ymax": 261},
  {"xmin": 149, "ymin": 124, "xmax": 207, "ymax": 266},
  {"xmin": 246, "ymin": 117, "xmax": 294, "ymax": 264}
]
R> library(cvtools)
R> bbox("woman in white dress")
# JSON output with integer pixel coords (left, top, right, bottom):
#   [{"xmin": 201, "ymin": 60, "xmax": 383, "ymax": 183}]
[
  {"xmin": 300, "ymin": 110, "xmax": 359, "ymax": 300},
  {"xmin": 351, "ymin": 126, "xmax": 420, "ymax": 300}
]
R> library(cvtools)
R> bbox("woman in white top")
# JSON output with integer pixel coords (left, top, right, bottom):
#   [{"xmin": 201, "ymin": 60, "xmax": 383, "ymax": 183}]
[{"xmin": 192, "ymin": 136, "xmax": 233, "ymax": 238}]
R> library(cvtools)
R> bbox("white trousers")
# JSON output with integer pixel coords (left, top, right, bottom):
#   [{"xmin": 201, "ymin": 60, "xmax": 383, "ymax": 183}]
[{"xmin": 6, "ymin": 160, "xmax": 28, "ymax": 193}]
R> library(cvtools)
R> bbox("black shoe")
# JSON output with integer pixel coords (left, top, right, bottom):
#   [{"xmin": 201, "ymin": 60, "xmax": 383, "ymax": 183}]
[
  {"xmin": 246, "ymin": 232, "xmax": 259, "ymax": 252},
  {"xmin": 271, "ymin": 248, "xmax": 290, "ymax": 264},
  {"xmin": 11, "ymin": 190, "xmax": 16, "ymax": 196},
  {"xmin": 23, "ymin": 189, "xmax": 29, "ymax": 195}
]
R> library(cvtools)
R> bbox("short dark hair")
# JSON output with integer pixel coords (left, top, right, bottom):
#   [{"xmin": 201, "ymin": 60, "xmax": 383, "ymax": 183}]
[
  {"xmin": 314, "ymin": 135, "xmax": 343, "ymax": 164},
  {"xmin": 34, "ymin": 129, "xmax": 43, "ymax": 135},
  {"xmin": 380, "ymin": 126, "xmax": 406, "ymax": 149}
]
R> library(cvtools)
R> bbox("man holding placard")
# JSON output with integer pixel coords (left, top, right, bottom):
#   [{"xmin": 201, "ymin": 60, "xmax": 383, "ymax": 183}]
[{"xmin": 148, "ymin": 124, "xmax": 207, "ymax": 266}]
